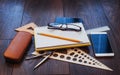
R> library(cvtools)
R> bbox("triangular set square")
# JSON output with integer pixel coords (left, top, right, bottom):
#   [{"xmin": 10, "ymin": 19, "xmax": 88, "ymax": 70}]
[{"xmin": 15, "ymin": 23, "xmax": 37, "ymax": 35}]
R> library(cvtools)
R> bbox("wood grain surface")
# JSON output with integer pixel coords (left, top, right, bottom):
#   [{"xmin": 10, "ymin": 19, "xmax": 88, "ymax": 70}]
[{"xmin": 0, "ymin": 0, "xmax": 120, "ymax": 75}]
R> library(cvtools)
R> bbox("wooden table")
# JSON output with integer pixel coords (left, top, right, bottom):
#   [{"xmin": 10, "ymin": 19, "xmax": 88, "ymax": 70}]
[{"xmin": 0, "ymin": 0, "xmax": 120, "ymax": 75}]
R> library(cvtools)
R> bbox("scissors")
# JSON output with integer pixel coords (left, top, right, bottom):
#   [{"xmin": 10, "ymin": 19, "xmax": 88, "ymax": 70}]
[{"xmin": 25, "ymin": 51, "xmax": 53, "ymax": 70}]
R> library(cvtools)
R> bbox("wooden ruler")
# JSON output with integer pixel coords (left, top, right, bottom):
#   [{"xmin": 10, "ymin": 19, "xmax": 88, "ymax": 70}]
[{"xmin": 32, "ymin": 48, "xmax": 113, "ymax": 71}]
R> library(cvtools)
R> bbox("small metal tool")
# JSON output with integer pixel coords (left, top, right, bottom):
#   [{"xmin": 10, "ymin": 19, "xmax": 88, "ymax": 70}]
[
  {"xmin": 33, "ymin": 51, "xmax": 53, "ymax": 70},
  {"xmin": 25, "ymin": 52, "xmax": 49, "ymax": 60}
]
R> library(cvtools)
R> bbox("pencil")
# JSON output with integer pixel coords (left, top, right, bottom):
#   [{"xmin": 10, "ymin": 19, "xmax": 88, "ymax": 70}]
[{"xmin": 37, "ymin": 32, "xmax": 80, "ymax": 43}]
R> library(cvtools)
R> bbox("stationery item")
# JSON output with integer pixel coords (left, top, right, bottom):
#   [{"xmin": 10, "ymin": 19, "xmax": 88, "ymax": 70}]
[
  {"xmin": 90, "ymin": 32, "xmax": 114, "ymax": 57},
  {"xmin": 4, "ymin": 23, "xmax": 37, "ymax": 63},
  {"xmin": 32, "ymin": 48, "xmax": 113, "ymax": 71},
  {"xmin": 4, "ymin": 31, "xmax": 32, "ymax": 62},
  {"xmin": 15, "ymin": 23, "xmax": 37, "ymax": 35},
  {"xmin": 33, "ymin": 51, "xmax": 53, "ymax": 70},
  {"xmin": 25, "ymin": 52, "xmax": 50, "ymax": 60},
  {"xmin": 34, "ymin": 23, "xmax": 91, "ymax": 51},
  {"xmin": 55, "ymin": 17, "xmax": 83, "ymax": 24},
  {"xmin": 86, "ymin": 26, "xmax": 110, "ymax": 34},
  {"xmin": 38, "ymin": 33, "xmax": 80, "ymax": 43}
]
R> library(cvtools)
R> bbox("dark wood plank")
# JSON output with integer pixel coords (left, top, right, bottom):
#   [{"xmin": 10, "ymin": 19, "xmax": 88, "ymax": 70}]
[
  {"xmin": 100, "ymin": 0, "xmax": 120, "ymax": 73},
  {"xmin": 0, "ymin": 40, "xmax": 13, "ymax": 75},
  {"xmin": 100, "ymin": 0, "xmax": 120, "ymax": 29},
  {"xmin": 63, "ymin": 0, "xmax": 111, "ymax": 30},
  {"xmin": 21, "ymin": 0, "xmax": 63, "ymax": 26},
  {"xmin": 0, "ymin": 0, "xmax": 25, "ymax": 39},
  {"xmin": 33, "ymin": 60, "xmax": 69, "ymax": 75},
  {"xmin": 100, "ymin": 0, "xmax": 120, "ymax": 56}
]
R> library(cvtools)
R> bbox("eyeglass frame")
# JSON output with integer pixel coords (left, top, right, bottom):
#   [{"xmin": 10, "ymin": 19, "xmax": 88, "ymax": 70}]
[{"xmin": 47, "ymin": 23, "xmax": 82, "ymax": 32}]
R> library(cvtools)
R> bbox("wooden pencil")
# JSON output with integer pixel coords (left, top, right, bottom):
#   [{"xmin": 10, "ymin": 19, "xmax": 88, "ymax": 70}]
[{"xmin": 38, "ymin": 32, "xmax": 80, "ymax": 43}]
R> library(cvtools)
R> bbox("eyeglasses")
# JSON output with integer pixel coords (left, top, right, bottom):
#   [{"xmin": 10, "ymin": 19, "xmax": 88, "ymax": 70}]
[{"xmin": 48, "ymin": 23, "xmax": 82, "ymax": 31}]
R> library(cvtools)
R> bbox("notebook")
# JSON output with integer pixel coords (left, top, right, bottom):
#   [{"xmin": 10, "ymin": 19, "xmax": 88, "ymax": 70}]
[
  {"xmin": 55, "ymin": 17, "xmax": 83, "ymax": 23},
  {"xmin": 34, "ymin": 23, "xmax": 91, "ymax": 51}
]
